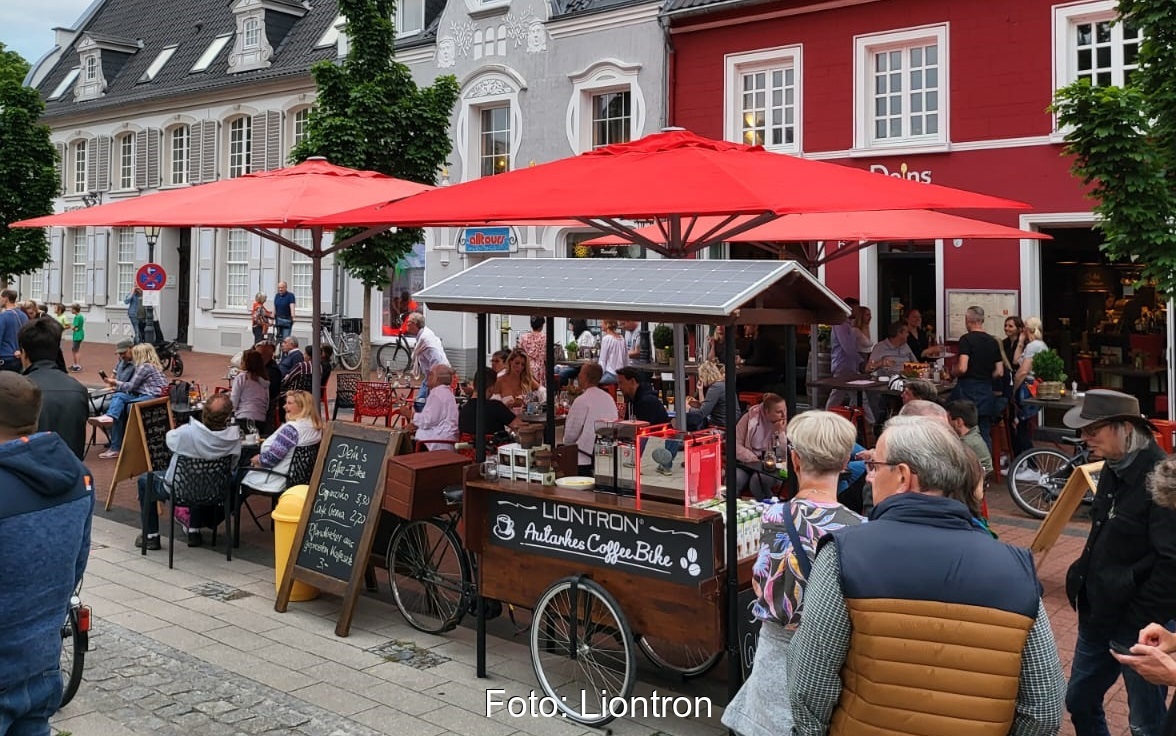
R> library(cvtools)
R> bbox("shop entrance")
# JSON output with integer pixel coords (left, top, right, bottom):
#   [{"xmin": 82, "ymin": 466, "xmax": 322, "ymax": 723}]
[
  {"xmin": 876, "ymin": 242, "xmax": 935, "ymax": 336},
  {"xmin": 1040, "ymin": 226, "xmax": 1168, "ymax": 417}
]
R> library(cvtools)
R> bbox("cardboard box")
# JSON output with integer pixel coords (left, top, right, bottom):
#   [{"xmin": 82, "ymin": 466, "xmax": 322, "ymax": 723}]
[{"xmin": 384, "ymin": 450, "xmax": 472, "ymax": 520}]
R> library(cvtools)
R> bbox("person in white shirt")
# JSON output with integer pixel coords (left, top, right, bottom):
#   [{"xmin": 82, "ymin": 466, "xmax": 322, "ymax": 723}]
[
  {"xmin": 404, "ymin": 311, "xmax": 450, "ymax": 405},
  {"xmin": 563, "ymin": 363, "xmax": 620, "ymax": 475},
  {"xmin": 410, "ymin": 364, "xmax": 459, "ymax": 450},
  {"xmin": 597, "ymin": 319, "xmax": 628, "ymax": 385}
]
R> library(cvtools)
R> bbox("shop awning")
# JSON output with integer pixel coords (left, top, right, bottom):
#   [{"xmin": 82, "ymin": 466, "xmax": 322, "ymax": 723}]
[{"xmin": 413, "ymin": 257, "xmax": 848, "ymax": 325}]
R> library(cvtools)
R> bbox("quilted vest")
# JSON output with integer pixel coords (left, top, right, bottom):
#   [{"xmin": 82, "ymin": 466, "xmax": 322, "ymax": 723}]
[{"xmin": 826, "ymin": 494, "xmax": 1040, "ymax": 736}]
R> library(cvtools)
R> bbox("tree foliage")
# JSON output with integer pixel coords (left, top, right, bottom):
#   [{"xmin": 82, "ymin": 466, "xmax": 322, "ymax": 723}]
[
  {"xmin": 0, "ymin": 43, "xmax": 55, "ymax": 284},
  {"xmin": 1052, "ymin": 0, "xmax": 1176, "ymax": 295}
]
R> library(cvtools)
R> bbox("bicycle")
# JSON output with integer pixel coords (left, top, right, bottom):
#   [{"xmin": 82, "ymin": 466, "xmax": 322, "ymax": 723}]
[
  {"xmin": 319, "ymin": 313, "xmax": 362, "ymax": 371},
  {"xmin": 375, "ymin": 330, "xmax": 416, "ymax": 378},
  {"xmin": 60, "ymin": 579, "xmax": 91, "ymax": 707},
  {"xmin": 1007, "ymin": 436, "xmax": 1093, "ymax": 519}
]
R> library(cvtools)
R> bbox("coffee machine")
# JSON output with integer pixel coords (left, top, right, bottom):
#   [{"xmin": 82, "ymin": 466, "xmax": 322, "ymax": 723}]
[{"xmin": 593, "ymin": 420, "xmax": 648, "ymax": 494}]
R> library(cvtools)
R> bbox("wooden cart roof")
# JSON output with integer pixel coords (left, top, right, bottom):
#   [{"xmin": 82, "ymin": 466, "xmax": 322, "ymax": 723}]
[{"xmin": 414, "ymin": 258, "xmax": 849, "ymax": 325}]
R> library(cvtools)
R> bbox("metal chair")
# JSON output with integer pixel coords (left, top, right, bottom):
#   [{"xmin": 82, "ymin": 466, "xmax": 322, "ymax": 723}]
[
  {"xmin": 151, "ymin": 454, "xmax": 237, "ymax": 569},
  {"xmin": 235, "ymin": 443, "xmax": 321, "ymax": 546},
  {"xmin": 354, "ymin": 381, "xmax": 398, "ymax": 426},
  {"xmin": 332, "ymin": 372, "xmax": 360, "ymax": 420}
]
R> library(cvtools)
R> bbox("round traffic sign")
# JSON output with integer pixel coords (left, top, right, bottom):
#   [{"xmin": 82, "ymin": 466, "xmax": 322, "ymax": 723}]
[{"xmin": 136, "ymin": 263, "xmax": 167, "ymax": 291}]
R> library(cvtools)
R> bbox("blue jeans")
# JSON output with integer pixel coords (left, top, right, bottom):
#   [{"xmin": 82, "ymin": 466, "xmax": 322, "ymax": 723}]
[
  {"xmin": 275, "ymin": 320, "xmax": 292, "ymax": 340},
  {"xmin": 1067, "ymin": 625, "xmax": 1168, "ymax": 736},
  {"xmin": 951, "ymin": 379, "xmax": 996, "ymax": 450},
  {"xmin": 107, "ymin": 392, "xmax": 151, "ymax": 451},
  {"xmin": 0, "ymin": 669, "xmax": 60, "ymax": 736}
]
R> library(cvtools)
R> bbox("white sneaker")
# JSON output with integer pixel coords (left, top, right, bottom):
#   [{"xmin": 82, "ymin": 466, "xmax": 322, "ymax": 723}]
[{"xmin": 1014, "ymin": 467, "xmax": 1041, "ymax": 482}]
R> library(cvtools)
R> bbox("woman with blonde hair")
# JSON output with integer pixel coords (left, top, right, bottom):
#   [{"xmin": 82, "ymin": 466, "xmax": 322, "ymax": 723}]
[
  {"xmin": 597, "ymin": 319, "xmax": 628, "ymax": 385},
  {"xmin": 1011, "ymin": 316, "xmax": 1048, "ymax": 454},
  {"xmin": 734, "ymin": 393, "xmax": 790, "ymax": 500},
  {"xmin": 91, "ymin": 343, "xmax": 170, "ymax": 459},
  {"xmin": 724, "ymin": 410, "xmax": 866, "ymax": 736},
  {"xmin": 491, "ymin": 349, "xmax": 545, "ymax": 411},
  {"xmin": 686, "ymin": 359, "xmax": 736, "ymax": 430},
  {"xmin": 240, "ymin": 390, "xmax": 323, "ymax": 495}
]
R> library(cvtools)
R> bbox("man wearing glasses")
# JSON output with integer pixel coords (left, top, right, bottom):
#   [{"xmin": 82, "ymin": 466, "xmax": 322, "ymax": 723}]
[
  {"xmin": 788, "ymin": 416, "xmax": 1065, "ymax": 736},
  {"xmin": 1062, "ymin": 389, "xmax": 1175, "ymax": 736}
]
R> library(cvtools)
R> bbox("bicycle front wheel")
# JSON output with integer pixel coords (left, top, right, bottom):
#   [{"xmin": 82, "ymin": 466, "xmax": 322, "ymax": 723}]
[
  {"xmin": 387, "ymin": 519, "xmax": 472, "ymax": 634},
  {"xmin": 637, "ymin": 636, "xmax": 722, "ymax": 679},
  {"xmin": 1007, "ymin": 448, "xmax": 1073, "ymax": 519},
  {"xmin": 376, "ymin": 342, "xmax": 412, "ymax": 374},
  {"xmin": 60, "ymin": 606, "xmax": 86, "ymax": 707},
  {"xmin": 337, "ymin": 333, "xmax": 362, "ymax": 371}
]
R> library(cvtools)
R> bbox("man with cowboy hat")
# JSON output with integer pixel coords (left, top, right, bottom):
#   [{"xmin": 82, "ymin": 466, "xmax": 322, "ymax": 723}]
[{"xmin": 1063, "ymin": 389, "xmax": 1176, "ymax": 736}]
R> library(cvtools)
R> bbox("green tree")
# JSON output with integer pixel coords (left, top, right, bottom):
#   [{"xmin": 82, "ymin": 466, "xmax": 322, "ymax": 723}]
[
  {"xmin": 292, "ymin": 0, "xmax": 459, "ymax": 374},
  {"xmin": 1052, "ymin": 1, "xmax": 1176, "ymax": 295},
  {"xmin": 0, "ymin": 44, "xmax": 56, "ymax": 285}
]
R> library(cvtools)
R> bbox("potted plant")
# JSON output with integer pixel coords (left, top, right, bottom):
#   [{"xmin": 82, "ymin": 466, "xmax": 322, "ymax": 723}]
[
  {"xmin": 565, "ymin": 341, "xmax": 579, "ymax": 360},
  {"xmin": 652, "ymin": 324, "xmax": 673, "ymax": 364},
  {"xmin": 1032, "ymin": 349, "xmax": 1067, "ymax": 400}
]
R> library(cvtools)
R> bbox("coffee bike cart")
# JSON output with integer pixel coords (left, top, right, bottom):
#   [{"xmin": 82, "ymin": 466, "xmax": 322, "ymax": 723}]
[{"xmin": 413, "ymin": 258, "xmax": 848, "ymax": 726}]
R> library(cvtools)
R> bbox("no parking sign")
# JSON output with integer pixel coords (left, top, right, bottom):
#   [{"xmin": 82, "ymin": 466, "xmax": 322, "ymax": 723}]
[{"xmin": 136, "ymin": 263, "xmax": 166, "ymax": 291}]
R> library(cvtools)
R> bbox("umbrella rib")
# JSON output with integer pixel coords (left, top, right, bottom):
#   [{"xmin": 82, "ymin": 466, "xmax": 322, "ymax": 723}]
[
  {"xmin": 682, "ymin": 211, "xmax": 778, "ymax": 256},
  {"xmin": 578, "ymin": 217, "xmax": 673, "ymax": 258},
  {"xmin": 328, "ymin": 225, "xmax": 397, "ymax": 254},
  {"xmin": 244, "ymin": 227, "xmax": 314, "ymax": 257}
]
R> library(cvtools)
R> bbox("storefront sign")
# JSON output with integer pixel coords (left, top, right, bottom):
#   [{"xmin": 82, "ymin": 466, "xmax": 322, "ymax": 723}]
[
  {"xmin": 486, "ymin": 491, "xmax": 715, "ymax": 584},
  {"xmin": 458, "ymin": 227, "xmax": 517, "ymax": 254},
  {"xmin": 869, "ymin": 162, "xmax": 932, "ymax": 183}
]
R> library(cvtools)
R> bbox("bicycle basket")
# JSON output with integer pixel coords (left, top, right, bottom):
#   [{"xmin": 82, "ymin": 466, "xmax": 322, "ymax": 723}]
[{"xmin": 340, "ymin": 318, "xmax": 363, "ymax": 334}]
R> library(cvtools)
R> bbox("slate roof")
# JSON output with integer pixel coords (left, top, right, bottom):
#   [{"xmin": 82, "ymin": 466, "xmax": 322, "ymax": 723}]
[
  {"xmin": 35, "ymin": 0, "xmax": 341, "ymax": 120},
  {"xmin": 551, "ymin": 0, "xmax": 652, "ymax": 19}
]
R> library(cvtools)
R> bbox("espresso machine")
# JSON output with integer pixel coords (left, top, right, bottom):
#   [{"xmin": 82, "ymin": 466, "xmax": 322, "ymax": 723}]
[{"xmin": 593, "ymin": 420, "xmax": 648, "ymax": 494}]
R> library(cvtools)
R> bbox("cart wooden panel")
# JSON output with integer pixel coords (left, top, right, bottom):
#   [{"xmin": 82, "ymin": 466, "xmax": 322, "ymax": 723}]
[{"xmin": 465, "ymin": 478, "xmax": 730, "ymax": 652}]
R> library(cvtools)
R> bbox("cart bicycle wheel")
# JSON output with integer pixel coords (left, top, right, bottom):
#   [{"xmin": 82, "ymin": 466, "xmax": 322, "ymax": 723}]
[
  {"xmin": 60, "ymin": 604, "xmax": 87, "ymax": 707},
  {"xmin": 387, "ymin": 519, "xmax": 472, "ymax": 634},
  {"xmin": 530, "ymin": 576, "xmax": 635, "ymax": 727},
  {"xmin": 376, "ymin": 342, "xmax": 412, "ymax": 374},
  {"xmin": 1007, "ymin": 448, "xmax": 1073, "ymax": 519},
  {"xmin": 637, "ymin": 636, "xmax": 722, "ymax": 679},
  {"xmin": 336, "ymin": 333, "xmax": 362, "ymax": 371}
]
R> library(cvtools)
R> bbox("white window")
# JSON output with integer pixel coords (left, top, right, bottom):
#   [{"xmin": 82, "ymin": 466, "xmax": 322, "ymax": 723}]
[
  {"xmin": 116, "ymin": 228, "xmax": 135, "ymax": 300},
  {"xmin": 243, "ymin": 17, "xmax": 261, "ymax": 49},
  {"xmin": 71, "ymin": 229, "xmax": 87, "ymax": 303},
  {"xmin": 292, "ymin": 108, "xmax": 310, "ymax": 147},
  {"xmin": 71, "ymin": 140, "xmax": 87, "ymax": 194},
  {"xmin": 116, "ymin": 134, "xmax": 134, "ymax": 190},
  {"xmin": 140, "ymin": 45, "xmax": 177, "ymax": 82},
  {"xmin": 25, "ymin": 271, "xmax": 45, "ymax": 303},
  {"xmin": 289, "ymin": 230, "xmax": 313, "ymax": 302},
  {"xmin": 49, "ymin": 68, "xmax": 80, "ymax": 100},
  {"xmin": 725, "ymin": 46, "xmax": 802, "ymax": 153},
  {"xmin": 228, "ymin": 117, "xmax": 252, "ymax": 178},
  {"xmin": 397, "ymin": 0, "xmax": 424, "ymax": 35},
  {"xmin": 83, "ymin": 55, "xmax": 98, "ymax": 82},
  {"xmin": 191, "ymin": 34, "xmax": 231, "ymax": 72},
  {"xmin": 168, "ymin": 125, "xmax": 189, "ymax": 185},
  {"xmin": 1054, "ymin": 1, "xmax": 1141, "ymax": 89},
  {"xmin": 317, "ymin": 15, "xmax": 344, "ymax": 48},
  {"xmin": 226, "ymin": 229, "xmax": 250, "ymax": 308},
  {"xmin": 480, "ymin": 105, "xmax": 511, "ymax": 177},
  {"xmin": 854, "ymin": 25, "xmax": 948, "ymax": 152},
  {"xmin": 590, "ymin": 91, "xmax": 631, "ymax": 149}
]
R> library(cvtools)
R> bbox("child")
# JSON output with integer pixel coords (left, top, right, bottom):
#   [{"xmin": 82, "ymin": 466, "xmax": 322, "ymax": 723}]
[
  {"xmin": 54, "ymin": 303, "xmax": 70, "ymax": 331},
  {"xmin": 68, "ymin": 304, "xmax": 85, "ymax": 372}
]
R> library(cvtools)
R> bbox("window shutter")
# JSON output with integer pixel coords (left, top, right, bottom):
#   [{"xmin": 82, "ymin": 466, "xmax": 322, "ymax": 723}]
[
  {"xmin": 260, "ymin": 233, "xmax": 278, "ymax": 299},
  {"xmin": 95, "ymin": 135, "xmax": 112, "ymax": 192},
  {"xmin": 197, "ymin": 227, "xmax": 215, "ymax": 309},
  {"xmin": 188, "ymin": 122, "xmax": 204, "ymax": 183},
  {"xmin": 319, "ymin": 252, "xmax": 333, "ymax": 314},
  {"xmin": 55, "ymin": 143, "xmax": 66, "ymax": 195},
  {"xmin": 266, "ymin": 110, "xmax": 281, "ymax": 170},
  {"xmin": 249, "ymin": 230, "xmax": 263, "ymax": 300},
  {"xmin": 91, "ymin": 228, "xmax": 108, "ymax": 306},
  {"xmin": 135, "ymin": 129, "xmax": 149, "ymax": 189},
  {"xmin": 200, "ymin": 122, "xmax": 217, "ymax": 181},
  {"xmin": 85, "ymin": 136, "xmax": 98, "ymax": 192},
  {"xmin": 146, "ymin": 128, "xmax": 161, "ymax": 188},
  {"xmin": 48, "ymin": 229, "xmax": 64, "ymax": 302}
]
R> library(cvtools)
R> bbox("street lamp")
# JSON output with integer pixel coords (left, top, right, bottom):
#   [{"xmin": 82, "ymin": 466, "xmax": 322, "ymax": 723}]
[{"xmin": 142, "ymin": 226, "xmax": 162, "ymax": 344}]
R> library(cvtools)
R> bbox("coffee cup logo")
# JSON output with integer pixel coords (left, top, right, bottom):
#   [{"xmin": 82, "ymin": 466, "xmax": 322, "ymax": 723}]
[{"xmin": 493, "ymin": 514, "xmax": 515, "ymax": 541}]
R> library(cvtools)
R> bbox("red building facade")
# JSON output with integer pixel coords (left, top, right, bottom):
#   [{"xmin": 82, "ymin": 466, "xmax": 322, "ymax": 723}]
[{"xmin": 666, "ymin": 0, "xmax": 1161, "ymax": 392}]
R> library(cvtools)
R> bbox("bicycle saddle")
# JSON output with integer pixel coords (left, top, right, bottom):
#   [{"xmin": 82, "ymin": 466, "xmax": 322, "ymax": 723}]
[{"xmin": 442, "ymin": 485, "xmax": 464, "ymax": 505}]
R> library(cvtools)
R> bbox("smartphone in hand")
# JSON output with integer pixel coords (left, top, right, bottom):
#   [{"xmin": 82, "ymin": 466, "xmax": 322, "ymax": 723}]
[
  {"xmin": 1110, "ymin": 641, "xmax": 1135, "ymax": 656},
  {"xmin": 98, "ymin": 370, "xmax": 108, "ymax": 380}
]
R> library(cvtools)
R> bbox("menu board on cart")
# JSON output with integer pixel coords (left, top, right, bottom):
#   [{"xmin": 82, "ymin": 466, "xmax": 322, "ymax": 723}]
[
  {"xmin": 276, "ymin": 422, "xmax": 394, "ymax": 636},
  {"xmin": 485, "ymin": 490, "xmax": 716, "ymax": 584},
  {"xmin": 105, "ymin": 398, "xmax": 173, "ymax": 511}
]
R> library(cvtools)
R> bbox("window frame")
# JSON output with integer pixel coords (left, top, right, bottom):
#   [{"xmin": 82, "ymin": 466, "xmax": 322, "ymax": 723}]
[
  {"xmin": 288, "ymin": 229, "xmax": 314, "ymax": 304},
  {"xmin": 724, "ymin": 45, "xmax": 803, "ymax": 154},
  {"xmin": 589, "ymin": 90, "xmax": 632, "ymax": 150},
  {"xmin": 291, "ymin": 107, "xmax": 311, "ymax": 148},
  {"xmin": 396, "ymin": 0, "xmax": 424, "ymax": 36},
  {"xmin": 83, "ymin": 55, "xmax": 98, "ymax": 82},
  {"xmin": 1053, "ymin": 1, "xmax": 1141, "ymax": 91},
  {"xmin": 852, "ymin": 24, "xmax": 949, "ymax": 154},
  {"xmin": 243, "ymin": 17, "xmax": 262, "ymax": 49},
  {"xmin": 227, "ymin": 116, "xmax": 252, "ymax": 179},
  {"xmin": 116, "ymin": 133, "xmax": 135, "ymax": 191},
  {"xmin": 566, "ymin": 60, "xmax": 644, "ymax": 155},
  {"xmin": 225, "ymin": 228, "xmax": 251, "ymax": 309},
  {"xmin": 115, "ymin": 227, "xmax": 136, "ymax": 301},
  {"xmin": 167, "ymin": 125, "xmax": 190, "ymax": 186},
  {"xmin": 71, "ymin": 140, "xmax": 88, "ymax": 195},
  {"xmin": 478, "ymin": 104, "xmax": 512, "ymax": 178},
  {"xmin": 71, "ymin": 228, "xmax": 88, "ymax": 304}
]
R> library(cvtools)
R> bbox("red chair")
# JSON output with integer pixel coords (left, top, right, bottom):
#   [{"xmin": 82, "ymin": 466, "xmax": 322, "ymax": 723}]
[
  {"xmin": 1076, "ymin": 357, "xmax": 1095, "ymax": 389},
  {"xmin": 353, "ymin": 381, "xmax": 398, "ymax": 426},
  {"xmin": 1155, "ymin": 395, "xmax": 1169, "ymax": 419},
  {"xmin": 1152, "ymin": 419, "xmax": 1176, "ymax": 454}
]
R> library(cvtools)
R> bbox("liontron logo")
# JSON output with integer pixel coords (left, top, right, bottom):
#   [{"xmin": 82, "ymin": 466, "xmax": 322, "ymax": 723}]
[{"xmin": 869, "ymin": 162, "xmax": 932, "ymax": 183}]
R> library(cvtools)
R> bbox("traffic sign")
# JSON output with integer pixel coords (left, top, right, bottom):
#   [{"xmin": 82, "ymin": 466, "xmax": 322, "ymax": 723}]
[{"xmin": 136, "ymin": 263, "xmax": 167, "ymax": 291}]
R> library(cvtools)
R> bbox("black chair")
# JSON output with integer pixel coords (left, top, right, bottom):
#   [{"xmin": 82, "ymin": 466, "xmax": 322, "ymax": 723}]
[
  {"xmin": 235, "ymin": 442, "xmax": 321, "ymax": 546},
  {"xmin": 149, "ymin": 454, "xmax": 237, "ymax": 569},
  {"xmin": 333, "ymin": 372, "xmax": 360, "ymax": 420}
]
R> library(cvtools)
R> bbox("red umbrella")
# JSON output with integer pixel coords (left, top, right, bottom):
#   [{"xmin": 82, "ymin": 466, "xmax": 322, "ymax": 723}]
[
  {"xmin": 306, "ymin": 130, "xmax": 1029, "ymax": 256},
  {"xmin": 14, "ymin": 158, "xmax": 434, "ymax": 401},
  {"xmin": 582, "ymin": 209, "xmax": 1051, "ymax": 266}
]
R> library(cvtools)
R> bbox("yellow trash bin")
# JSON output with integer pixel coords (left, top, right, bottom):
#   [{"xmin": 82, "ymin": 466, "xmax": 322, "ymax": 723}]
[{"xmin": 272, "ymin": 484, "xmax": 320, "ymax": 602}]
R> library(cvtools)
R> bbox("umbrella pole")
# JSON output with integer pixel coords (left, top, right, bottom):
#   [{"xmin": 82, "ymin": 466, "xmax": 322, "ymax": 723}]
[
  {"xmin": 673, "ymin": 323, "xmax": 686, "ymax": 431},
  {"xmin": 723, "ymin": 330, "xmax": 741, "ymax": 700},
  {"xmin": 311, "ymin": 228, "xmax": 323, "ymax": 407}
]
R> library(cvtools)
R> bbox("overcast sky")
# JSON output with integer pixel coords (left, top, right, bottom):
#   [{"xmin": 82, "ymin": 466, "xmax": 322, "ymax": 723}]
[{"xmin": 1, "ymin": 0, "xmax": 94, "ymax": 66}]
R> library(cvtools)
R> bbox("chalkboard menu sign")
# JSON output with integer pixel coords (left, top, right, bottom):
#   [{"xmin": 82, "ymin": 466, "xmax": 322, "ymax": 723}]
[
  {"xmin": 276, "ymin": 422, "xmax": 395, "ymax": 637},
  {"xmin": 105, "ymin": 398, "xmax": 173, "ymax": 511},
  {"xmin": 485, "ymin": 491, "xmax": 716, "ymax": 585}
]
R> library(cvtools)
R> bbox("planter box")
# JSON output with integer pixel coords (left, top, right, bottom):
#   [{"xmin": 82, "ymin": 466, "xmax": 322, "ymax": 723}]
[
  {"xmin": 1037, "ymin": 381, "xmax": 1064, "ymax": 401},
  {"xmin": 383, "ymin": 450, "xmax": 472, "ymax": 521}
]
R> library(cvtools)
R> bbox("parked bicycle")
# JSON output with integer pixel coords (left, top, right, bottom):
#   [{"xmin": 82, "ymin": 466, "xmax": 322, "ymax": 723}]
[
  {"xmin": 320, "ymin": 313, "xmax": 362, "ymax": 371},
  {"xmin": 1007, "ymin": 436, "xmax": 1093, "ymax": 519},
  {"xmin": 154, "ymin": 340, "xmax": 185, "ymax": 377},
  {"xmin": 375, "ymin": 330, "xmax": 416, "ymax": 378},
  {"xmin": 60, "ymin": 579, "xmax": 91, "ymax": 707}
]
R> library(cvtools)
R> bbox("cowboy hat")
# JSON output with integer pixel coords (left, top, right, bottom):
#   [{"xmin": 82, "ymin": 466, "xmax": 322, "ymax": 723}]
[{"xmin": 1063, "ymin": 389, "xmax": 1155, "ymax": 430}]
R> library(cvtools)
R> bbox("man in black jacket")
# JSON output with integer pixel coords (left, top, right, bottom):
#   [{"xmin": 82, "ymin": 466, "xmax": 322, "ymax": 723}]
[
  {"xmin": 18, "ymin": 318, "xmax": 89, "ymax": 459},
  {"xmin": 1063, "ymin": 389, "xmax": 1176, "ymax": 736},
  {"xmin": 616, "ymin": 367, "xmax": 668, "ymax": 424}
]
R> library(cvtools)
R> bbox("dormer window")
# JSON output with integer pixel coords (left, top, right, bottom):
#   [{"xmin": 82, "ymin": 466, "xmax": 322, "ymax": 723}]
[
  {"xmin": 227, "ymin": 0, "xmax": 307, "ymax": 74},
  {"xmin": 84, "ymin": 56, "xmax": 98, "ymax": 82},
  {"xmin": 396, "ymin": 0, "xmax": 424, "ymax": 36},
  {"xmin": 48, "ymin": 68, "xmax": 80, "ymax": 100},
  {"xmin": 73, "ymin": 33, "xmax": 139, "ymax": 101}
]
